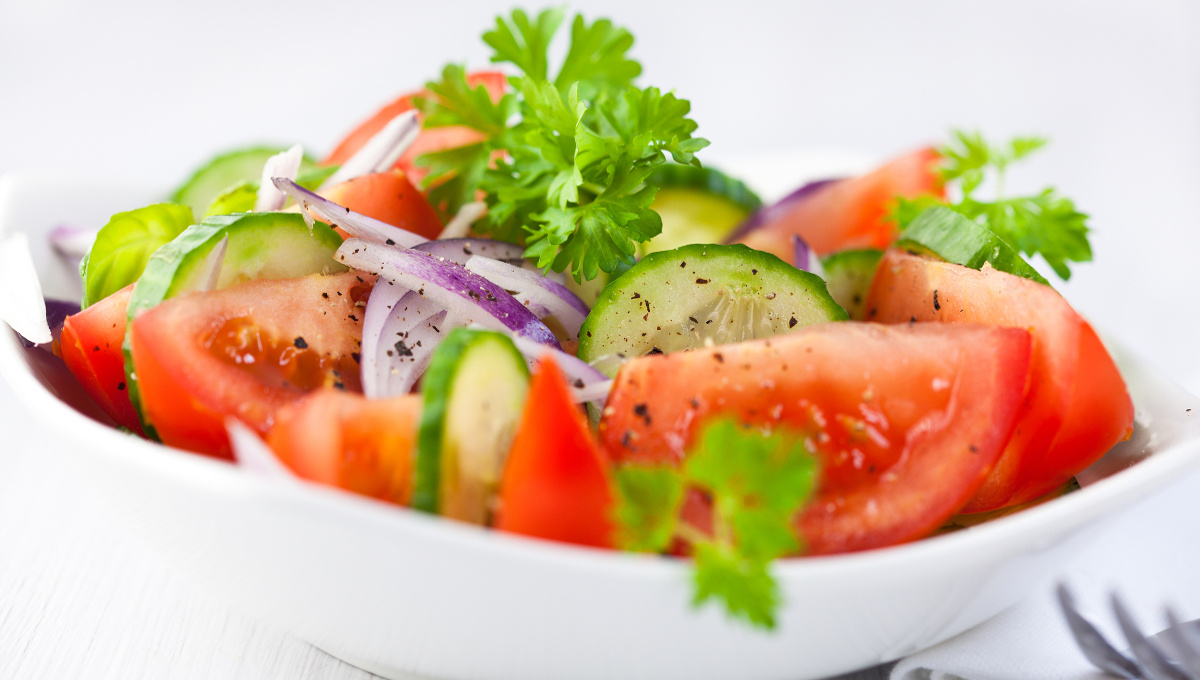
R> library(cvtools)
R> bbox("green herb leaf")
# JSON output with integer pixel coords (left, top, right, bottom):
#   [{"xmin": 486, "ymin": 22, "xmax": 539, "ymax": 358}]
[
  {"xmin": 890, "ymin": 130, "xmax": 1091, "ymax": 281},
  {"xmin": 613, "ymin": 417, "xmax": 819, "ymax": 631},
  {"xmin": 555, "ymin": 14, "xmax": 641, "ymax": 101},
  {"xmin": 483, "ymin": 7, "xmax": 565, "ymax": 82},
  {"xmin": 80, "ymin": 203, "xmax": 194, "ymax": 308}
]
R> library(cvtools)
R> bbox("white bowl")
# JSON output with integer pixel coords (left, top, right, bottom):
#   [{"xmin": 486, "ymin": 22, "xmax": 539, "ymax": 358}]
[{"xmin": 2, "ymin": 171, "xmax": 1198, "ymax": 680}]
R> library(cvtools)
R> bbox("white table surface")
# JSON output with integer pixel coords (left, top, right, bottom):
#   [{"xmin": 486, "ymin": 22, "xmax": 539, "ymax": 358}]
[{"xmin": 3, "ymin": 1, "xmax": 1200, "ymax": 679}]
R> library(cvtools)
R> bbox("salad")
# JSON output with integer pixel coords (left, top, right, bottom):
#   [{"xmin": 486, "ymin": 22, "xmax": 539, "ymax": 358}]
[{"xmin": 23, "ymin": 7, "xmax": 1132, "ymax": 631}]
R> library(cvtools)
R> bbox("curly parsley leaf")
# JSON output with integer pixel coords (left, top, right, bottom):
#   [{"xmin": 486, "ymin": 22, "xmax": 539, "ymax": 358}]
[
  {"xmin": 483, "ymin": 7, "xmax": 565, "ymax": 82},
  {"xmin": 613, "ymin": 418, "xmax": 819, "ymax": 630},
  {"xmin": 555, "ymin": 14, "xmax": 641, "ymax": 101},
  {"xmin": 890, "ymin": 130, "xmax": 1090, "ymax": 281}
]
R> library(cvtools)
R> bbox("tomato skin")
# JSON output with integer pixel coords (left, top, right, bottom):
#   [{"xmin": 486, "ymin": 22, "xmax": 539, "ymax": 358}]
[
  {"xmin": 734, "ymin": 147, "xmax": 943, "ymax": 258},
  {"xmin": 864, "ymin": 250, "xmax": 1133, "ymax": 511},
  {"xmin": 496, "ymin": 357, "xmax": 615, "ymax": 549},
  {"xmin": 322, "ymin": 71, "xmax": 507, "ymax": 186},
  {"xmin": 267, "ymin": 388, "xmax": 420, "ymax": 505},
  {"xmin": 598, "ymin": 322, "xmax": 1032, "ymax": 554},
  {"xmin": 129, "ymin": 272, "xmax": 372, "ymax": 460},
  {"xmin": 59, "ymin": 284, "xmax": 144, "ymax": 435},
  {"xmin": 322, "ymin": 169, "xmax": 443, "ymax": 239}
]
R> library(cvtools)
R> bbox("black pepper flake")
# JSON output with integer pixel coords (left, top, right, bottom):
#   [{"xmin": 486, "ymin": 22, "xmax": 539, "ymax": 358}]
[
  {"xmin": 910, "ymin": 316, "xmax": 917, "ymax": 324},
  {"xmin": 648, "ymin": 347, "xmax": 663, "ymax": 355},
  {"xmin": 788, "ymin": 317, "xmax": 798, "ymax": 328},
  {"xmin": 621, "ymin": 430, "xmax": 633, "ymax": 448},
  {"xmin": 431, "ymin": 325, "xmax": 440, "ymax": 333},
  {"xmin": 294, "ymin": 336, "xmax": 308, "ymax": 349},
  {"xmin": 468, "ymin": 290, "xmax": 481, "ymax": 300},
  {"xmin": 969, "ymin": 444, "xmax": 979, "ymax": 453},
  {"xmin": 337, "ymin": 291, "xmax": 342, "ymax": 296},
  {"xmin": 631, "ymin": 292, "xmax": 641, "ymax": 299},
  {"xmin": 633, "ymin": 403, "xmax": 651, "ymax": 426},
  {"xmin": 349, "ymin": 314, "xmax": 358, "ymax": 322},
  {"xmin": 322, "ymin": 293, "xmax": 329, "ymax": 299},
  {"xmin": 463, "ymin": 246, "xmax": 473, "ymax": 256},
  {"xmin": 933, "ymin": 289, "xmax": 940, "ymax": 311},
  {"xmin": 688, "ymin": 316, "xmax": 699, "ymax": 324},
  {"xmin": 93, "ymin": 346, "xmax": 100, "ymax": 352},
  {"xmin": 486, "ymin": 293, "xmax": 497, "ymax": 302},
  {"xmin": 714, "ymin": 353, "xmax": 724, "ymax": 363},
  {"xmin": 572, "ymin": 378, "xmax": 584, "ymax": 389},
  {"xmin": 680, "ymin": 261, "xmax": 686, "ymax": 268},
  {"xmin": 706, "ymin": 319, "xmax": 713, "ymax": 325},
  {"xmin": 695, "ymin": 278, "xmax": 709, "ymax": 284},
  {"xmin": 387, "ymin": 350, "xmax": 394, "ymax": 357},
  {"xmin": 868, "ymin": 464, "xmax": 877, "ymax": 474},
  {"xmin": 394, "ymin": 340, "xmax": 413, "ymax": 356},
  {"xmin": 333, "ymin": 381, "xmax": 346, "ymax": 391},
  {"xmin": 386, "ymin": 239, "xmax": 395, "ymax": 246},
  {"xmin": 586, "ymin": 330, "xmax": 592, "ymax": 337},
  {"xmin": 752, "ymin": 268, "xmax": 758, "ymax": 275},
  {"xmin": 117, "ymin": 381, "xmax": 126, "ymax": 391},
  {"xmin": 690, "ymin": 397, "xmax": 700, "ymax": 409},
  {"xmin": 351, "ymin": 352, "xmax": 361, "ymax": 364},
  {"xmin": 356, "ymin": 276, "xmax": 364, "ymax": 283}
]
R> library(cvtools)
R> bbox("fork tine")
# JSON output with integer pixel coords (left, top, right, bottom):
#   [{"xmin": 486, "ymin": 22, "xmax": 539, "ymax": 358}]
[
  {"xmin": 1056, "ymin": 584, "xmax": 1142, "ymax": 678},
  {"xmin": 1162, "ymin": 609, "xmax": 1200, "ymax": 680},
  {"xmin": 1112, "ymin": 594, "xmax": 1190, "ymax": 680}
]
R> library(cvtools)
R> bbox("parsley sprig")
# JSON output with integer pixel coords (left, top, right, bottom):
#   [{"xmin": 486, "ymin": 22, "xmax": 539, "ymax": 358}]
[
  {"xmin": 891, "ymin": 130, "xmax": 1092, "ymax": 280},
  {"xmin": 614, "ymin": 418, "xmax": 819, "ymax": 630},
  {"xmin": 414, "ymin": 8, "xmax": 708, "ymax": 282}
]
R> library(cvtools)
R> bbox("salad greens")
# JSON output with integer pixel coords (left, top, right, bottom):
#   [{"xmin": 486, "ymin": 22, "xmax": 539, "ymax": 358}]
[
  {"xmin": 79, "ymin": 203, "xmax": 194, "ymax": 308},
  {"xmin": 890, "ymin": 130, "xmax": 1091, "ymax": 280},
  {"xmin": 615, "ymin": 418, "xmax": 819, "ymax": 630},
  {"xmin": 415, "ymin": 7, "xmax": 709, "ymax": 283}
]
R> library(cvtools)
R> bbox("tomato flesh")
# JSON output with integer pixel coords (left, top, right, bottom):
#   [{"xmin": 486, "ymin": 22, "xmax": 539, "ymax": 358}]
[
  {"xmin": 129, "ymin": 272, "xmax": 373, "ymax": 459},
  {"xmin": 268, "ymin": 388, "xmax": 420, "ymax": 505},
  {"xmin": 598, "ymin": 322, "xmax": 1032, "ymax": 554},
  {"xmin": 496, "ymin": 357, "xmax": 615, "ymax": 548},
  {"xmin": 734, "ymin": 147, "xmax": 943, "ymax": 258},
  {"xmin": 59, "ymin": 284, "xmax": 144, "ymax": 434},
  {"xmin": 322, "ymin": 71, "xmax": 507, "ymax": 186},
  {"xmin": 322, "ymin": 169, "xmax": 443, "ymax": 240},
  {"xmin": 864, "ymin": 249, "xmax": 1134, "ymax": 511}
]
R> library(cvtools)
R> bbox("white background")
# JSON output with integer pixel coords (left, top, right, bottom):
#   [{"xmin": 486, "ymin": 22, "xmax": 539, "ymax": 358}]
[{"xmin": 1, "ymin": 1, "xmax": 1199, "ymax": 678}]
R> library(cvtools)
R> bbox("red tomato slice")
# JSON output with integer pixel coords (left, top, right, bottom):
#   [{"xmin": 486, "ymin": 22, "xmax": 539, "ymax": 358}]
[
  {"xmin": 734, "ymin": 147, "xmax": 943, "ymax": 258},
  {"xmin": 267, "ymin": 388, "xmax": 420, "ymax": 505},
  {"xmin": 597, "ymin": 322, "xmax": 1032, "ymax": 555},
  {"xmin": 322, "ymin": 169, "xmax": 443, "ymax": 240},
  {"xmin": 59, "ymin": 284, "xmax": 144, "ymax": 435},
  {"xmin": 129, "ymin": 272, "xmax": 373, "ymax": 460},
  {"xmin": 864, "ymin": 250, "xmax": 1134, "ymax": 511},
  {"xmin": 322, "ymin": 71, "xmax": 507, "ymax": 186},
  {"xmin": 496, "ymin": 357, "xmax": 615, "ymax": 548}
]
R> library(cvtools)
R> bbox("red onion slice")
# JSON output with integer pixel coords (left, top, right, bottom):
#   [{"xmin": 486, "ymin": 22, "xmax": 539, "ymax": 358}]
[
  {"xmin": 464, "ymin": 256, "xmax": 589, "ymax": 342},
  {"xmin": 336, "ymin": 239, "xmax": 560, "ymax": 349},
  {"xmin": 49, "ymin": 225, "xmax": 97, "ymax": 267},
  {"xmin": 791, "ymin": 234, "xmax": 811, "ymax": 271},
  {"xmin": 438, "ymin": 201, "xmax": 488, "ymax": 239},
  {"xmin": 273, "ymin": 178, "xmax": 428, "ymax": 248},
  {"xmin": 725, "ymin": 178, "xmax": 842, "ymax": 243},
  {"xmin": 362, "ymin": 282, "xmax": 454, "ymax": 398},
  {"xmin": 0, "ymin": 232, "xmax": 51, "ymax": 345},
  {"xmin": 255, "ymin": 144, "xmax": 304, "ymax": 212},
  {"xmin": 317, "ymin": 110, "xmax": 420, "ymax": 191},
  {"xmin": 413, "ymin": 238, "xmax": 526, "ymax": 266},
  {"xmin": 226, "ymin": 417, "xmax": 298, "ymax": 481}
]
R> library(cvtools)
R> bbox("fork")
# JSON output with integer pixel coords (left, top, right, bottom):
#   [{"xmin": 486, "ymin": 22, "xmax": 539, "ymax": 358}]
[{"xmin": 1057, "ymin": 583, "xmax": 1200, "ymax": 679}]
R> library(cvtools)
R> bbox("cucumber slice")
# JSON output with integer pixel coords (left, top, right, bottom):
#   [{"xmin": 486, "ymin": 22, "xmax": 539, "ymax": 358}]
[
  {"xmin": 125, "ymin": 212, "xmax": 347, "ymax": 437},
  {"xmin": 898, "ymin": 206, "xmax": 1049, "ymax": 285},
  {"xmin": 202, "ymin": 166, "xmax": 340, "ymax": 218},
  {"xmin": 820, "ymin": 249, "xmax": 883, "ymax": 321},
  {"xmin": 578, "ymin": 243, "xmax": 847, "ymax": 375},
  {"xmin": 171, "ymin": 146, "xmax": 322, "ymax": 219},
  {"xmin": 414, "ymin": 328, "xmax": 530, "ymax": 524},
  {"xmin": 639, "ymin": 165, "xmax": 763, "ymax": 258}
]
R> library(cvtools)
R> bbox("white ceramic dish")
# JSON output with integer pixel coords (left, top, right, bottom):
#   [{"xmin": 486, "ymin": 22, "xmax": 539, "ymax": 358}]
[{"xmin": 2, "ymin": 170, "xmax": 1198, "ymax": 680}]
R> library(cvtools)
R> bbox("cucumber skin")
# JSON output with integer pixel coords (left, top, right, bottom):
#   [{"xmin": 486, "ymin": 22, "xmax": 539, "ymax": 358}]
[
  {"xmin": 413, "ymin": 328, "xmax": 529, "ymax": 515},
  {"xmin": 646, "ymin": 165, "xmax": 763, "ymax": 212},
  {"xmin": 578, "ymin": 243, "xmax": 848, "ymax": 370},
  {"xmin": 897, "ymin": 207, "xmax": 1050, "ymax": 286},
  {"xmin": 123, "ymin": 213, "xmax": 346, "ymax": 438}
]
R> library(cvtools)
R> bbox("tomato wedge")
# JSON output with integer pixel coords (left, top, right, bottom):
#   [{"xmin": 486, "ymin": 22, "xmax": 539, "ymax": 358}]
[
  {"xmin": 129, "ymin": 272, "xmax": 373, "ymax": 460},
  {"xmin": 864, "ymin": 250, "xmax": 1134, "ymax": 511},
  {"xmin": 268, "ymin": 388, "xmax": 421, "ymax": 505},
  {"xmin": 322, "ymin": 71, "xmax": 507, "ymax": 186},
  {"xmin": 59, "ymin": 284, "xmax": 144, "ymax": 434},
  {"xmin": 322, "ymin": 169, "xmax": 443, "ymax": 239},
  {"xmin": 733, "ymin": 147, "xmax": 943, "ymax": 258},
  {"xmin": 496, "ymin": 357, "xmax": 615, "ymax": 548},
  {"xmin": 598, "ymin": 322, "xmax": 1032, "ymax": 555}
]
